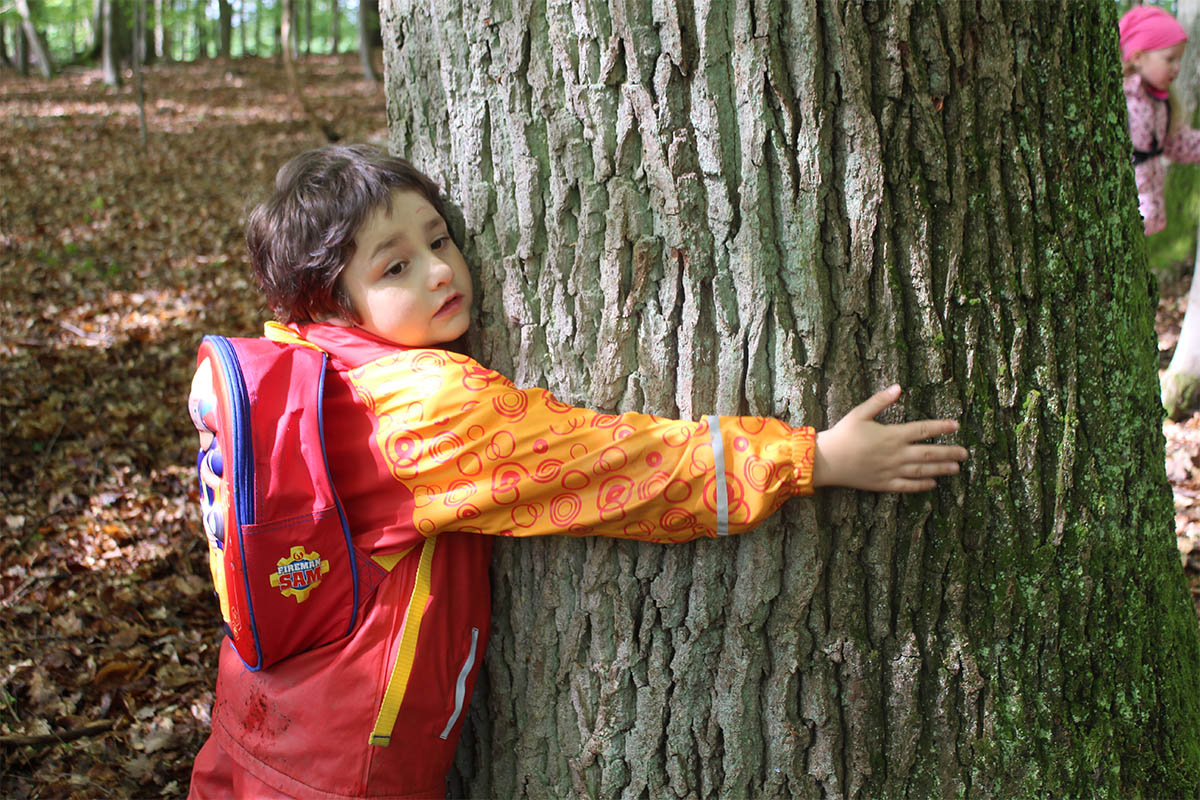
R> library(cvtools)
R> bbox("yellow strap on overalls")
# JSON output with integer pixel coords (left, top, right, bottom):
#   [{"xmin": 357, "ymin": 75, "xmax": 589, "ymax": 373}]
[{"xmin": 369, "ymin": 536, "xmax": 436, "ymax": 746}]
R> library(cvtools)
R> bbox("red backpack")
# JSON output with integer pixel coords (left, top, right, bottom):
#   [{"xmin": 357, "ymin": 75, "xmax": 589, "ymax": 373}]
[{"xmin": 187, "ymin": 335, "xmax": 385, "ymax": 670}]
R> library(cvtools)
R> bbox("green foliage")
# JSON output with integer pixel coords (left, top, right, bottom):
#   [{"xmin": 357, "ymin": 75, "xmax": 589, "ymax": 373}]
[{"xmin": 3, "ymin": 0, "xmax": 365, "ymax": 64}]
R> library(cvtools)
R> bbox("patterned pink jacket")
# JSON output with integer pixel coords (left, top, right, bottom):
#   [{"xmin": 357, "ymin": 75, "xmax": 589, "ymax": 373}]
[{"xmin": 1124, "ymin": 73, "xmax": 1200, "ymax": 235}]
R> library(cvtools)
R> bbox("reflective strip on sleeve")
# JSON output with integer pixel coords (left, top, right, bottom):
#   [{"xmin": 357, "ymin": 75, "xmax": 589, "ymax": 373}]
[
  {"xmin": 707, "ymin": 415, "xmax": 729, "ymax": 536},
  {"xmin": 369, "ymin": 536, "xmax": 437, "ymax": 747}
]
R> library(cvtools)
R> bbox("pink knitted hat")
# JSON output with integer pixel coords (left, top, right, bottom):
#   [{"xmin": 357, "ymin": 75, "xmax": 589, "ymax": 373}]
[{"xmin": 1119, "ymin": 5, "xmax": 1188, "ymax": 61}]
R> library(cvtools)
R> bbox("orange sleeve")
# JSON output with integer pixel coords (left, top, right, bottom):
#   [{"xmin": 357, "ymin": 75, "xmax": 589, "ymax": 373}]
[{"xmin": 347, "ymin": 349, "xmax": 815, "ymax": 543}]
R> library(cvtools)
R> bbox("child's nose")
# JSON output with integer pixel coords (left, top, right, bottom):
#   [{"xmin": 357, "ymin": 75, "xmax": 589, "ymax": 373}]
[{"xmin": 428, "ymin": 257, "xmax": 453, "ymax": 287}]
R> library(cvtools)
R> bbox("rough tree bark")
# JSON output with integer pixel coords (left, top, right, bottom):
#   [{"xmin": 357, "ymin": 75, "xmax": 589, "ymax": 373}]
[{"xmin": 381, "ymin": 2, "xmax": 1200, "ymax": 797}]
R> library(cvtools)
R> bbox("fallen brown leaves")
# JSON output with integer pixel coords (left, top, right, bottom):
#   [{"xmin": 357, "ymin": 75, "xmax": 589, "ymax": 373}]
[
  {"xmin": 1158, "ymin": 267, "xmax": 1200, "ymax": 612},
  {"xmin": 1, "ymin": 55, "xmax": 385, "ymax": 799}
]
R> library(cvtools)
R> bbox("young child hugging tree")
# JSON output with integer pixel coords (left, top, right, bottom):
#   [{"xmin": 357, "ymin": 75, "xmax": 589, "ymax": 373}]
[
  {"xmin": 1119, "ymin": 4, "xmax": 1200, "ymax": 236},
  {"xmin": 187, "ymin": 144, "xmax": 968, "ymax": 800}
]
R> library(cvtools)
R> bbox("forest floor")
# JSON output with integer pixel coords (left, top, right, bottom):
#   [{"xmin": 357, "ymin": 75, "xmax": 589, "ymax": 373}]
[
  {"xmin": 2, "ymin": 57, "xmax": 1199, "ymax": 799},
  {"xmin": 0, "ymin": 55, "xmax": 388, "ymax": 799}
]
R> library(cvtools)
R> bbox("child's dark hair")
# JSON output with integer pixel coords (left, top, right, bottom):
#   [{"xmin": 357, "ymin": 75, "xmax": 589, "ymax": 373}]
[{"xmin": 247, "ymin": 144, "xmax": 449, "ymax": 323}]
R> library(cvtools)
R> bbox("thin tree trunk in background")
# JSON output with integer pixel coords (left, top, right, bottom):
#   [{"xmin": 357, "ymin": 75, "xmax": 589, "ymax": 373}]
[
  {"xmin": 287, "ymin": 0, "xmax": 297, "ymax": 58},
  {"xmin": 0, "ymin": 22, "xmax": 10, "ymax": 68},
  {"xmin": 173, "ymin": 0, "xmax": 183, "ymax": 61},
  {"xmin": 100, "ymin": 0, "xmax": 119, "ymax": 85},
  {"xmin": 238, "ymin": 0, "xmax": 245, "ymax": 56},
  {"xmin": 133, "ymin": 0, "xmax": 148, "ymax": 146},
  {"xmin": 13, "ymin": 0, "xmax": 54, "ymax": 77},
  {"xmin": 154, "ymin": 0, "xmax": 164, "ymax": 59},
  {"xmin": 84, "ymin": 0, "xmax": 100, "ymax": 58},
  {"xmin": 15, "ymin": 24, "xmax": 28, "ymax": 75},
  {"xmin": 253, "ymin": 0, "xmax": 261, "ymax": 56},
  {"xmin": 302, "ymin": 0, "xmax": 310, "ymax": 55},
  {"xmin": 1176, "ymin": 0, "xmax": 1199, "ymax": 121},
  {"xmin": 279, "ymin": 0, "xmax": 338, "ymax": 141},
  {"xmin": 69, "ymin": 0, "xmax": 77, "ymax": 57},
  {"xmin": 330, "ymin": 0, "xmax": 338, "ymax": 55},
  {"xmin": 356, "ymin": 0, "xmax": 375, "ymax": 82},
  {"xmin": 217, "ymin": 0, "xmax": 232, "ymax": 57},
  {"xmin": 194, "ymin": 0, "xmax": 206, "ymax": 59},
  {"xmin": 382, "ymin": 1, "xmax": 1200, "ymax": 797}
]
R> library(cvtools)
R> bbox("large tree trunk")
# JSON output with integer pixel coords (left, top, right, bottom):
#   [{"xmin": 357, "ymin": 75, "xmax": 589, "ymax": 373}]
[{"xmin": 381, "ymin": 2, "xmax": 1200, "ymax": 797}]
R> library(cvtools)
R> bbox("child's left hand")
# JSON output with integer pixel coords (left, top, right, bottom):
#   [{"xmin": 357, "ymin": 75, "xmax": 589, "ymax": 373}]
[{"xmin": 813, "ymin": 385, "xmax": 968, "ymax": 493}]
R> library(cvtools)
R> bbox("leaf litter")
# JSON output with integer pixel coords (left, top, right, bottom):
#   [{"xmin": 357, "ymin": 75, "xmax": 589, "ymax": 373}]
[
  {"xmin": 1, "ymin": 55, "xmax": 385, "ymax": 799},
  {"xmin": 1158, "ymin": 265, "xmax": 1200, "ymax": 607}
]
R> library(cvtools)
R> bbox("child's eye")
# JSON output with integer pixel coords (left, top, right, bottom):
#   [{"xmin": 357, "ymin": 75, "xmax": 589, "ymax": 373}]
[
  {"xmin": 431, "ymin": 236, "xmax": 449, "ymax": 250},
  {"xmin": 385, "ymin": 261, "xmax": 408, "ymax": 276}
]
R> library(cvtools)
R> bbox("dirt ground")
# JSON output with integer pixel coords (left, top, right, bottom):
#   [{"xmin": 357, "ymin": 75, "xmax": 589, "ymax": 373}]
[{"xmin": 1, "ymin": 55, "xmax": 1198, "ymax": 799}]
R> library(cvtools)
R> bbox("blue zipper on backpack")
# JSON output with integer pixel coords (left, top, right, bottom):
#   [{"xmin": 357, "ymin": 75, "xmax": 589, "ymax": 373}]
[{"xmin": 204, "ymin": 335, "xmax": 265, "ymax": 670}]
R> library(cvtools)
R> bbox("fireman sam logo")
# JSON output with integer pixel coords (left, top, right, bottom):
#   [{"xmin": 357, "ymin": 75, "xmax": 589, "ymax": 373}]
[{"xmin": 269, "ymin": 546, "xmax": 330, "ymax": 603}]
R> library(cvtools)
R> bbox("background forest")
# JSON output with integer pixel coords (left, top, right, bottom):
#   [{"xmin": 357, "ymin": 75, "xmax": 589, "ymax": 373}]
[{"xmin": 1, "ymin": 1, "xmax": 1200, "ymax": 798}]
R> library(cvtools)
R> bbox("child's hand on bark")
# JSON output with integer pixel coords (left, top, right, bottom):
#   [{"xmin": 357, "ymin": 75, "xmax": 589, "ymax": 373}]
[{"xmin": 814, "ymin": 385, "xmax": 968, "ymax": 493}]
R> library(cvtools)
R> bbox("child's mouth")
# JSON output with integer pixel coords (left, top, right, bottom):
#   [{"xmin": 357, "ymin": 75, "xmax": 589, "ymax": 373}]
[{"xmin": 434, "ymin": 293, "xmax": 463, "ymax": 318}]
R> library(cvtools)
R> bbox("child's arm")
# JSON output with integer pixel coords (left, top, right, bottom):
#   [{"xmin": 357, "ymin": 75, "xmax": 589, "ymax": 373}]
[
  {"xmin": 1164, "ymin": 122, "xmax": 1200, "ymax": 164},
  {"xmin": 814, "ymin": 385, "xmax": 967, "ymax": 493},
  {"xmin": 351, "ymin": 352, "xmax": 966, "ymax": 544}
]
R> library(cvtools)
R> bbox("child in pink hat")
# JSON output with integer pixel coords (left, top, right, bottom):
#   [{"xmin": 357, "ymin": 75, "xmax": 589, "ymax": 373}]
[{"xmin": 1119, "ymin": 4, "xmax": 1200, "ymax": 235}]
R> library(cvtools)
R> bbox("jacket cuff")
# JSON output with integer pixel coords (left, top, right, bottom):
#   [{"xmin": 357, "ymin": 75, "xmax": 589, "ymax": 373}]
[{"xmin": 792, "ymin": 427, "xmax": 817, "ymax": 497}]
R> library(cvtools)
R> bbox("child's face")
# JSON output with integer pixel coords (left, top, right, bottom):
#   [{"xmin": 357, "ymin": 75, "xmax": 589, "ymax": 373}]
[
  {"xmin": 1132, "ymin": 42, "xmax": 1187, "ymax": 92},
  {"xmin": 335, "ymin": 189, "xmax": 472, "ymax": 347}
]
